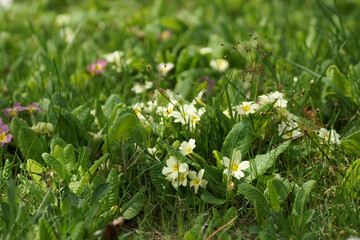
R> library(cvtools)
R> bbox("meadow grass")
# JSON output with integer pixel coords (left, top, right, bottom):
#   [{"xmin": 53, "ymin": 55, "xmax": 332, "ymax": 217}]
[{"xmin": 1, "ymin": 0, "xmax": 360, "ymax": 239}]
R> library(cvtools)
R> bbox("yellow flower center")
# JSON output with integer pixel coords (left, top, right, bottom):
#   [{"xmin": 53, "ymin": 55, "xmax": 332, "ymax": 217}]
[
  {"xmin": 168, "ymin": 108, "xmax": 173, "ymax": 114},
  {"xmin": 231, "ymin": 162, "xmax": 239, "ymax": 172},
  {"xmin": 10, "ymin": 109, "xmax": 18, "ymax": 116},
  {"xmin": 0, "ymin": 132, "xmax": 6, "ymax": 142},
  {"xmin": 173, "ymin": 164, "xmax": 179, "ymax": 172},
  {"xmin": 193, "ymin": 178, "xmax": 201, "ymax": 185},
  {"xmin": 28, "ymin": 106, "xmax": 35, "ymax": 114},
  {"xmin": 95, "ymin": 64, "xmax": 103, "ymax": 70},
  {"xmin": 187, "ymin": 148, "xmax": 192, "ymax": 154},
  {"xmin": 286, "ymin": 132, "xmax": 292, "ymax": 137},
  {"xmin": 135, "ymin": 109, "xmax": 140, "ymax": 115},
  {"xmin": 325, "ymin": 133, "xmax": 329, "ymax": 138},
  {"xmin": 180, "ymin": 174, "xmax": 185, "ymax": 182},
  {"xmin": 241, "ymin": 105, "xmax": 251, "ymax": 112}
]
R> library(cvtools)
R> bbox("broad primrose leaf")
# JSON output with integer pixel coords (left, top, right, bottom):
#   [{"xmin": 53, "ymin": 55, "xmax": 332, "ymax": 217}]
[
  {"xmin": 42, "ymin": 153, "xmax": 64, "ymax": 179},
  {"xmin": 53, "ymin": 144, "xmax": 76, "ymax": 173},
  {"xmin": 105, "ymin": 169, "xmax": 120, "ymax": 211},
  {"xmin": 89, "ymin": 153, "xmax": 110, "ymax": 175},
  {"xmin": 50, "ymin": 137, "xmax": 67, "ymax": 155},
  {"xmin": 223, "ymin": 206, "xmax": 238, "ymax": 226},
  {"xmin": 26, "ymin": 159, "xmax": 46, "ymax": 183},
  {"xmin": 39, "ymin": 218, "xmax": 57, "ymax": 240},
  {"xmin": 238, "ymin": 183, "xmax": 269, "ymax": 218},
  {"xmin": 69, "ymin": 175, "xmax": 90, "ymax": 195},
  {"xmin": 18, "ymin": 127, "xmax": 45, "ymax": 163},
  {"xmin": 10, "ymin": 117, "xmax": 29, "ymax": 144},
  {"xmin": 203, "ymin": 164, "xmax": 225, "ymax": 195},
  {"xmin": 222, "ymin": 120, "xmax": 253, "ymax": 158},
  {"xmin": 341, "ymin": 158, "xmax": 360, "ymax": 196},
  {"xmin": 175, "ymin": 69, "xmax": 198, "ymax": 98},
  {"xmin": 91, "ymin": 182, "xmax": 110, "ymax": 205},
  {"xmin": 267, "ymin": 180, "xmax": 280, "ymax": 212},
  {"xmin": 103, "ymin": 94, "xmax": 122, "ymax": 118},
  {"xmin": 245, "ymin": 141, "xmax": 290, "ymax": 182},
  {"xmin": 121, "ymin": 192, "xmax": 145, "ymax": 220},
  {"xmin": 201, "ymin": 190, "xmax": 226, "ymax": 205},
  {"xmin": 293, "ymin": 180, "xmax": 316, "ymax": 215},
  {"xmin": 272, "ymin": 178, "xmax": 291, "ymax": 203},
  {"xmin": 103, "ymin": 113, "xmax": 138, "ymax": 152},
  {"xmin": 340, "ymin": 130, "xmax": 360, "ymax": 156}
]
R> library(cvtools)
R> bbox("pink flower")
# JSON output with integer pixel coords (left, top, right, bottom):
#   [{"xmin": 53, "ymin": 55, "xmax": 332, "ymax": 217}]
[
  {"xmin": 0, "ymin": 118, "xmax": 12, "ymax": 147},
  {"xmin": 25, "ymin": 103, "xmax": 42, "ymax": 115},
  {"xmin": 2, "ymin": 103, "xmax": 26, "ymax": 118},
  {"xmin": 87, "ymin": 59, "xmax": 107, "ymax": 76}
]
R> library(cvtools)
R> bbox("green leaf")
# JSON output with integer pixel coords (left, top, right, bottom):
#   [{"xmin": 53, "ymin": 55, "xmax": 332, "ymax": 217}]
[
  {"xmin": 272, "ymin": 178, "xmax": 291, "ymax": 203},
  {"xmin": 341, "ymin": 131, "xmax": 360, "ymax": 156},
  {"xmin": 10, "ymin": 117, "xmax": 29, "ymax": 144},
  {"xmin": 341, "ymin": 158, "xmax": 360, "ymax": 196},
  {"xmin": 103, "ymin": 94, "xmax": 122, "ymax": 118},
  {"xmin": 267, "ymin": 180, "xmax": 280, "ymax": 212},
  {"xmin": 174, "ymin": 69, "xmax": 198, "ymax": 98},
  {"xmin": 213, "ymin": 150, "xmax": 224, "ymax": 170},
  {"xmin": 91, "ymin": 182, "xmax": 111, "ymax": 205},
  {"xmin": 223, "ymin": 206, "xmax": 238, "ymax": 226},
  {"xmin": 89, "ymin": 153, "xmax": 110, "ymax": 175},
  {"xmin": 121, "ymin": 192, "xmax": 145, "ymax": 220},
  {"xmin": 42, "ymin": 153, "xmax": 64, "ymax": 179},
  {"xmin": 238, "ymin": 183, "xmax": 269, "ymax": 218},
  {"xmin": 50, "ymin": 137, "xmax": 67, "ymax": 155},
  {"xmin": 222, "ymin": 120, "xmax": 253, "ymax": 158},
  {"xmin": 103, "ymin": 113, "xmax": 138, "ymax": 152},
  {"xmin": 26, "ymin": 159, "xmax": 46, "ymax": 183},
  {"xmin": 212, "ymin": 208, "xmax": 222, "ymax": 228},
  {"xmin": 245, "ymin": 141, "xmax": 290, "ymax": 182},
  {"xmin": 71, "ymin": 221, "xmax": 85, "ymax": 240},
  {"xmin": 106, "ymin": 169, "xmax": 120, "ymax": 210},
  {"xmin": 293, "ymin": 180, "xmax": 316, "ymax": 215},
  {"xmin": 18, "ymin": 127, "xmax": 45, "ymax": 163},
  {"xmin": 39, "ymin": 218, "xmax": 57, "ymax": 240},
  {"xmin": 302, "ymin": 209, "xmax": 315, "ymax": 226},
  {"xmin": 201, "ymin": 190, "xmax": 226, "ymax": 205}
]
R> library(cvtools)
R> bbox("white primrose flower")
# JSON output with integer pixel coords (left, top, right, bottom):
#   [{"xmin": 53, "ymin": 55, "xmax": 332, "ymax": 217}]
[
  {"xmin": 103, "ymin": 51, "xmax": 124, "ymax": 72},
  {"xmin": 55, "ymin": 14, "xmax": 70, "ymax": 26},
  {"xmin": 192, "ymin": 89, "xmax": 206, "ymax": 107},
  {"xmin": 131, "ymin": 81, "xmax": 153, "ymax": 94},
  {"xmin": 236, "ymin": 101, "xmax": 260, "ymax": 115},
  {"xmin": 318, "ymin": 128, "xmax": 341, "ymax": 144},
  {"xmin": 278, "ymin": 121, "xmax": 302, "ymax": 139},
  {"xmin": 173, "ymin": 103, "xmax": 204, "ymax": 129},
  {"xmin": 258, "ymin": 91, "xmax": 288, "ymax": 108},
  {"xmin": 199, "ymin": 47, "xmax": 213, "ymax": 55},
  {"xmin": 157, "ymin": 63, "xmax": 175, "ymax": 77},
  {"xmin": 221, "ymin": 149, "xmax": 249, "ymax": 179},
  {"xmin": 132, "ymin": 102, "xmax": 147, "ymax": 121},
  {"xmin": 278, "ymin": 108, "xmax": 299, "ymax": 122},
  {"xmin": 179, "ymin": 139, "xmax": 196, "ymax": 156},
  {"xmin": 172, "ymin": 171, "xmax": 190, "ymax": 188},
  {"xmin": 189, "ymin": 169, "xmax": 208, "ymax": 194},
  {"xmin": 210, "ymin": 59, "xmax": 229, "ymax": 72},
  {"xmin": 162, "ymin": 156, "xmax": 189, "ymax": 181}
]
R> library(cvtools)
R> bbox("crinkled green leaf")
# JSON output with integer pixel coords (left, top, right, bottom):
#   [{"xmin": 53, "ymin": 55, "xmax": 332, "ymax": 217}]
[
  {"xmin": 238, "ymin": 183, "xmax": 269, "ymax": 218},
  {"xmin": 222, "ymin": 120, "xmax": 253, "ymax": 158},
  {"xmin": 201, "ymin": 190, "xmax": 226, "ymax": 205},
  {"xmin": 121, "ymin": 192, "xmax": 145, "ymax": 220},
  {"xmin": 245, "ymin": 141, "xmax": 290, "ymax": 182},
  {"xmin": 293, "ymin": 180, "xmax": 316, "ymax": 215}
]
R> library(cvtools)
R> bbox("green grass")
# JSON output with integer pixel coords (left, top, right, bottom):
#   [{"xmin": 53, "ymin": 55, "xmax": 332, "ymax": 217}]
[{"xmin": 1, "ymin": 0, "xmax": 360, "ymax": 239}]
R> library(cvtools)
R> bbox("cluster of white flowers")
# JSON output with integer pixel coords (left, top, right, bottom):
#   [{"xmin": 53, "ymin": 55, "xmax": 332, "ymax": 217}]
[
  {"xmin": 161, "ymin": 139, "xmax": 208, "ymax": 194},
  {"xmin": 318, "ymin": 128, "xmax": 341, "ymax": 144},
  {"xmin": 31, "ymin": 122, "xmax": 54, "ymax": 137}
]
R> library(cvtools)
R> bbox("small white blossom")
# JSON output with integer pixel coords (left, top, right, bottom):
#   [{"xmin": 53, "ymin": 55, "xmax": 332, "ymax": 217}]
[
  {"xmin": 236, "ymin": 101, "xmax": 260, "ymax": 115},
  {"xmin": 278, "ymin": 122, "xmax": 302, "ymax": 139},
  {"xmin": 210, "ymin": 59, "xmax": 229, "ymax": 72},
  {"xmin": 157, "ymin": 63, "xmax": 175, "ymax": 77},
  {"xmin": 199, "ymin": 47, "xmax": 213, "ymax": 55},
  {"xmin": 179, "ymin": 139, "xmax": 196, "ymax": 156},
  {"xmin": 162, "ymin": 156, "xmax": 189, "ymax": 181},
  {"xmin": 189, "ymin": 169, "xmax": 208, "ymax": 194},
  {"xmin": 221, "ymin": 149, "xmax": 249, "ymax": 179},
  {"xmin": 318, "ymin": 128, "xmax": 341, "ymax": 144}
]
